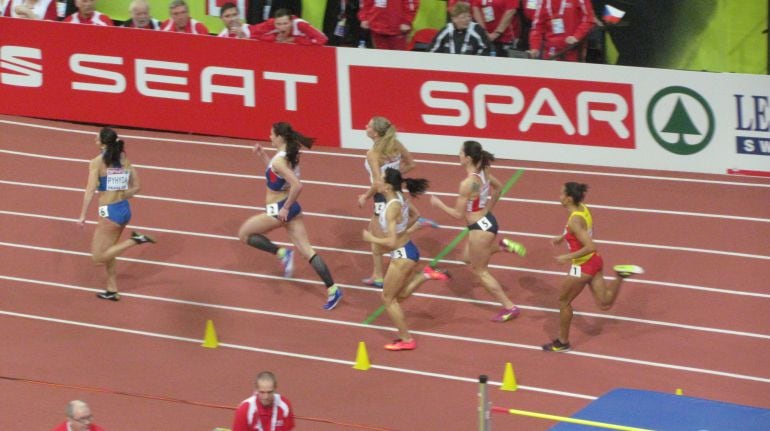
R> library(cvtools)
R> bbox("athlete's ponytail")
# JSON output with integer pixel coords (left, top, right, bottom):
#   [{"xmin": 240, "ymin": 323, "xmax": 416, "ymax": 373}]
[
  {"xmin": 462, "ymin": 140, "xmax": 494, "ymax": 171},
  {"xmin": 100, "ymin": 127, "xmax": 124, "ymax": 168},
  {"xmin": 273, "ymin": 122, "xmax": 315, "ymax": 169},
  {"xmin": 383, "ymin": 167, "xmax": 429, "ymax": 197}
]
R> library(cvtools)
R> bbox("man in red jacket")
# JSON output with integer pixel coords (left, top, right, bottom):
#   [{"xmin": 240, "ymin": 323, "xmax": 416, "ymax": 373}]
[
  {"xmin": 528, "ymin": 0, "xmax": 595, "ymax": 61},
  {"xmin": 232, "ymin": 371, "xmax": 295, "ymax": 431},
  {"xmin": 359, "ymin": 0, "xmax": 419, "ymax": 50},
  {"xmin": 51, "ymin": 400, "xmax": 106, "ymax": 431},
  {"xmin": 161, "ymin": 0, "xmax": 209, "ymax": 34},
  {"xmin": 250, "ymin": 8, "xmax": 327, "ymax": 45}
]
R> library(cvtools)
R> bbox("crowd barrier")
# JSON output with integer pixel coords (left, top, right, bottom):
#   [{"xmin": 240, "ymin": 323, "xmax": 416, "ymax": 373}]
[{"xmin": 1, "ymin": 17, "xmax": 768, "ymax": 175}]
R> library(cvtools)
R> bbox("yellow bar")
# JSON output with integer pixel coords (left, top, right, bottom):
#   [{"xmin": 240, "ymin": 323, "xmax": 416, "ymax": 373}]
[{"xmin": 506, "ymin": 408, "xmax": 654, "ymax": 431}]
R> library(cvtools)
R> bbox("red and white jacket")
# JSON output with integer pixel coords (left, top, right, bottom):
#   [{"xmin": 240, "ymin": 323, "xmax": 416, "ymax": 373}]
[
  {"xmin": 1, "ymin": 0, "xmax": 56, "ymax": 20},
  {"xmin": 529, "ymin": 0, "xmax": 594, "ymax": 55},
  {"xmin": 358, "ymin": 0, "xmax": 419, "ymax": 36},
  {"xmin": 63, "ymin": 10, "xmax": 113, "ymax": 25},
  {"xmin": 232, "ymin": 394, "xmax": 295, "ymax": 431},
  {"xmin": 249, "ymin": 16, "xmax": 327, "ymax": 46},
  {"xmin": 160, "ymin": 18, "xmax": 209, "ymax": 34}
]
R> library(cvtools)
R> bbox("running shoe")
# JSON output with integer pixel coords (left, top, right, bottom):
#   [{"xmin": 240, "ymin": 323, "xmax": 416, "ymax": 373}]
[
  {"xmin": 384, "ymin": 339, "xmax": 417, "ymax": 351},
  {"xmin": 96, "ymin": 290, "xmax": 120, "ymax": 301},
  {"xmin": 279, "ymin": 248, "xmax": 294, "ymax": 278},
  {"xmin": 499, "ymin": 238, "xmax": 526, "ymax": 256},
  {"xmin": 491, "ymin": 306, "xmax": 521, "ymax": 322},
  {"xmin": 417, "ymin": 217, "xmax": 439, "ymax": 228},
  {"xmin": 323, "ymin": 285, "xmax": 343, "ymax": 310},
  {"xmin": 423, "ymin": 265, "xmax": 450, "ymax": 281},
  {"xmin": 361, "ymin": 277, "xmax": 384, "ymax": 288},
  {"xmin": 613, "ymin": 264, "xmax": 644, "ymax": 278},
  {"xmin": 542, "ymin": 339, "xmax": 572, "ymax": 352},
  {"xmin": 131, "ymin": 231, "xmax": 156, "ymax": 244}
]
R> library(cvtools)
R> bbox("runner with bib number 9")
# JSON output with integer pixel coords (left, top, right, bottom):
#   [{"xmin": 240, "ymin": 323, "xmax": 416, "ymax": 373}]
[
  {"xmin": 429, "ymin": 140, "xmax": 526, "ymax": 322},
  {"xmin": 238, "ymin": 122, "xmax": 343, "ymax": 311},
  {"xmin": 77, "ymin": 127, "xmax": 156, "ymax": 302}
]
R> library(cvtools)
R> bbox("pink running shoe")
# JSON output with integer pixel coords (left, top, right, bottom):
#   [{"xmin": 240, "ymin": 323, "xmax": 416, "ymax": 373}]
[
  {"xmin": 491, "ymin": 306, "xmax": 521, "ymax": 322},
  {"xmin": 385, "ymin": 339, "xmax": 417, "ymax": 351},
  {"xmin": 423, "ymin": 265, "xmax": 450, "ymax": 281}
]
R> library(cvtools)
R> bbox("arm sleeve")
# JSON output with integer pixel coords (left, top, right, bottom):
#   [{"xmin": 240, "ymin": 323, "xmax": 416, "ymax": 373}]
[
  {"xmin": 297, "ymin": 20, "xmax": 329, "ymax": 45},
  {"xmin": 571, "ymin": 0, "xmax": 596, "ymax": 40},
  {"xmin": 402, "ymin": 0, "xmax": 419, "ymax": 25},
  {"xmin": 231, "ymin": 402, "xmax": 249, "ymax": 431},
  {"xmin": 528, "ymin": 1, "xmax": 546, "ymax": 51},
  {"xmin": 358, "ymin": 0, "xmax": 372, "ymax": 22}
]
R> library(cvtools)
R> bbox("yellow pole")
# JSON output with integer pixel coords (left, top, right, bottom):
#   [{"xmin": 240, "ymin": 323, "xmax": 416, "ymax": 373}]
[{"xmin": 504, "ymin": 408, "xmax": 654, "ymax": 431}]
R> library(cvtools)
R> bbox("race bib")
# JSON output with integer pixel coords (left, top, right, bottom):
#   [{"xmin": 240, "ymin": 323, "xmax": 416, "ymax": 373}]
[
  {"xmin": 551, "ymin": 18, "xmax": 565, "ymax": 34},
  {"xmin": 476, "ymin": 216, "xmax": 493, "ymax": 231},
  {"xmin": 98, "ymin": 205, "xmax": 109, "ymax": 218},
  {"xmin": 105, "ymin": 168, "xmax": 129, "ymax": 191},
  {"xmin": 482, "ymin": 6, "xmax": 495, "ymax": 22},
  {"xmin": 266, "ymin": 203, "xmax": 279, "ymax": 216},
  {"xmin": 391, "ymin": 246, "xmax": 407, "ymax": 259},
  {"xmin": 569, "ymin": 264, "xmax": 582, "ymax": 277},
  {"xmin": 374, "ymin": 202, "xmax": 386, "ymax": 215}
]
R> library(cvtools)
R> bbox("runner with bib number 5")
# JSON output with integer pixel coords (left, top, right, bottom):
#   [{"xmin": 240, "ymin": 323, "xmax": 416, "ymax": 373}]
[{"xmin": 429, "ymin": 140, "xmax": 525, "ymax": 323}]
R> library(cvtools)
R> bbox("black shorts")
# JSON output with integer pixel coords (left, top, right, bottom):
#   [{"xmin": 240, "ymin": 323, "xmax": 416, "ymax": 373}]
[{"xmin": 467, "ymin": 212, "xmax": 499, "ymax": 234}]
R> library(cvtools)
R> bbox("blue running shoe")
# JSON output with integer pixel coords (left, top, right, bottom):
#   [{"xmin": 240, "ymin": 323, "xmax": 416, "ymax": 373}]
[
  {"xmin": 280, "ymin": 248, "xmax": 294, "ymax": 278},
  {"xmin": 323, "ymin": 285, "xmax": 343, "ymax": 310}
]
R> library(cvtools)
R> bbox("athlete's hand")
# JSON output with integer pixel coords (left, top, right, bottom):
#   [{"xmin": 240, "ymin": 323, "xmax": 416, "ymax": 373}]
[
  {"xmin": 277, "ymin": 207, "xmax": 289, "ymax": 222},
  {"xmin": 555, "ymin": 254, "xmax": 570, "ymax": 264},
  {"xmin": 362, "ymin": 229, "xmax": 373, "ymax": 242},
  {"xmin": 77, "ymin": 216, "xmax": 86, "ymax": 228},
  {"xmin": 253, "ymin": 143, "xmax": 264, "ymax": 155},
  {"xmin": 550, "ymin": 235, "xmax": 564, "ymax": 246},
  {"xmin": 357, "ymin": 193, "xmax": 368, "ymax": 208},
  {"xmin": 430, "ymin": 194, "xmax": 442, "ymax": 208}
]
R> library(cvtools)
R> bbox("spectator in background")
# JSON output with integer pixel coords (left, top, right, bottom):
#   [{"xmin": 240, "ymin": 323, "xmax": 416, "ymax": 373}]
[
  {"xmin": 123, "ymin": 0, "xmax": 159, "ymax": 29},
  {"xmin": 359, "ymin": 0, "xmax": 419, "ymax": 50},
  {"xmin": 232, "ymin": 371, "xmax": 295, "ymax": 431},
  {"xmin": 428, "ymin": 2, "xmax": 489, "ymax": 55},
  {"xmin": 2, "ymin": 0, "xmax": 56, "ymax": 19},
  {"xmin": 250, "ymin": 8, "xmax": 327, "ymax": 45},
  {"xmin": 513, "ymin": 0, "xmax": 538, "ymax": 50},
  {"xmin": 63, "ymin": 0, "xmax": 112, "ymax": 25},
  {"xmin": 471, "ymin": 0, "xmax": 518, "ymax": 56},
  {"xmin": 218, "ymin": 2, "xmax": 250, "ymax": 38},
  {"xmin": 246, "ymin": 0, "xmax": 301, "ymax": 25},
  {"xmin": 323, "ymin": 0, "xmax": 362, "ymax": 47},
  {"xmin": 528, "ymin": 0, "xmax": 595, "ymax": 61},
  {"xmin": 51, "ymin": 400, "xmax": 106, "ymax": 431},
  {"xmin": 161, "ymin": 0, "xmax": 209, "ymax": 34}
]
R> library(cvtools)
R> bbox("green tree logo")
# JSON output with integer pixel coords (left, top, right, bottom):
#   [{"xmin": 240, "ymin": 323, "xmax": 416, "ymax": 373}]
[{"xmin": 647, "ymin": 86, "xmax": 714, "ymax": 155}]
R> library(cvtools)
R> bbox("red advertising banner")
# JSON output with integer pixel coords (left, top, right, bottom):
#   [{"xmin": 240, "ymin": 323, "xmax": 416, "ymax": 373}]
[
  {"xmin": 0, "ymin": 17, "xmax": 340, "ymax": 146},
  {"xmin": 349, "ymin": 65, "xmax": 635, "ymax": 148}
]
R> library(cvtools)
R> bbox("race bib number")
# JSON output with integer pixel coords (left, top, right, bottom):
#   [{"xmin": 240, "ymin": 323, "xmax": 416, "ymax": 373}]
[
  {"xmin": 477, "ymin": 216, "xmax": 493, "ymax": 231},
  {"xmin": 482, "ymin": 6, "xmax": 495, "ymax": 22},
  {"xmin": 391, "ymin": 246, "xmax": 407, "ymax": 259},
  {"xmin": 105, "ymin": 168, "xmax": 129, "ymax": 191},
  {"xmin": 374, "ymin": 202, "xmax": 386, "ymax": 215},
  {"xmin": 98, "ymin": 205, "xmax": 109, "ymax": 218},
  {"xmin": 551, "ymin": 18, "xmax": 565, "ymax": 34},
  {"xmin": 569, "ymin": 264, "xmax": 582, "ymax": 277},
  {"xmin": 266, "ymin": 203, "xmax": 279, "ymax": 216}
]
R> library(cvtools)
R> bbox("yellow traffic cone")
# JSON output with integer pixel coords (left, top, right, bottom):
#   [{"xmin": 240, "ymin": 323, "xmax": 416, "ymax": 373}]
[
  {"xmin": 500, "ymin": 362, "xmax": 518, "ymax": 391},
  {"xmin": 202, "ymin": 319, "xmax": 219, "ymax": 348},
  {"xmin": 353, "ymin": 341, "xmax": 371, "ymax": 370}
]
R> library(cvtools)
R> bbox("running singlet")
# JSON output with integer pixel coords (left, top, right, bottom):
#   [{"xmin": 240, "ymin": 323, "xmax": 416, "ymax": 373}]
[
  {"xmin": 364, "ymin": 153, "xmax": 401, "ymax": 184},
  {"xmin": 98, "ymin": 167, "xmax": 130, "ymax": 192},
  {"xmin": 564, "ymin": 204, "xmax": 594, "ymax": 265},
  {"xmin": 378, "ymin": 192, "xmax": 409, "ymax": 234},
  {"xmin": 466, "ymin": 171, "xmax": 490, "ymax": 212},
  {"xmin": 265, "ymin": 151, "xmax": 300, "ymax": 191}
]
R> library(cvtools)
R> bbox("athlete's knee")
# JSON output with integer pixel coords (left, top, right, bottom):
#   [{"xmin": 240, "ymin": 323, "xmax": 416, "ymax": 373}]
[{"xmin": 91, "ymin": 252, "xmax": 107, "ymax": 264}]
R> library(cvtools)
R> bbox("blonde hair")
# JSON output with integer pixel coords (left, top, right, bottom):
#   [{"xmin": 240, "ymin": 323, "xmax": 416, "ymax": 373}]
[{"xmin": 370, "ymin": 116, "xmax": 401, "ymax": 158}]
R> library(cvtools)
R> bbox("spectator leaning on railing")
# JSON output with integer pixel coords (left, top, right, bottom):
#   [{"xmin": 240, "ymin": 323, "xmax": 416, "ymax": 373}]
[
  {"xmin": 218, "ymin": 1, "xmax": 251, "ymax": 38},
  {"xmin": 123, "ymin": 0, "xmax": 160, "ymax": 29},
  {"xmin": 250, "ymin": 7, "xmax": 327, "ymax": 45}
]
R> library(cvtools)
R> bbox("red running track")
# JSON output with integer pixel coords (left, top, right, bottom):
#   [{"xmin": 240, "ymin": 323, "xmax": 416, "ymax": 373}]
[{"xmin": 0, "ymin": 114, "xmax": 769, "ymax": 430}]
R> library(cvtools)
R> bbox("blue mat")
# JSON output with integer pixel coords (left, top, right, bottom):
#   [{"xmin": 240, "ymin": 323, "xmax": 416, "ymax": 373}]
[{"xmin": 550, "ymin": 388, "xmax": 770, "ymax": 431}]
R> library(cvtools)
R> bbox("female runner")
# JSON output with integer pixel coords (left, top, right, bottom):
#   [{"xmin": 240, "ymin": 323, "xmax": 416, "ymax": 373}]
[
  {"xmin": 238, "ymin": 122, "xmax": 343, "ymax": 310},
  {"xmin": 77, "ymin": 127, "xmax": 155, "ymax": 301},
  {"xmin": 543, "ymin": 182, "xmax": 644, "ymax": 352}
]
